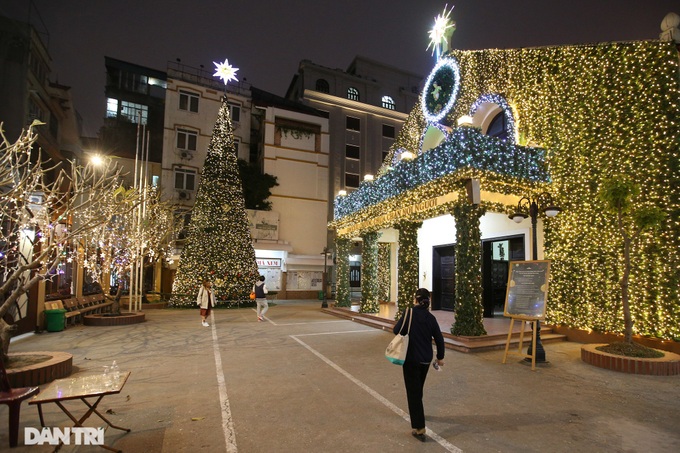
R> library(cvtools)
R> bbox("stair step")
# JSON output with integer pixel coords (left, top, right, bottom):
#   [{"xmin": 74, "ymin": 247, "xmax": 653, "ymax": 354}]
[{"xmin": 322, "ymin": 307, "xmax": 567, "ymax": 353}]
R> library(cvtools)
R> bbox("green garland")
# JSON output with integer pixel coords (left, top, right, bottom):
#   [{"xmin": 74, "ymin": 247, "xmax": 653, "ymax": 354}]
[
  {"xmin": 378, "ymin": 243, "xmax": 391, "ymax": 302},
  {"xmin": 395, "ymin": 221, "xmax": 421, "ymax": 319},
  {"xmin": 360, "ymin": 231, "xmax": 380, "ymax": 313},
  {"xmin": 335, "ymin": 238, "xmax": 351, "ymax": 307},
  {"xmin": 450, "ymin": 201, "xmax": 487, "ymax": 336}
]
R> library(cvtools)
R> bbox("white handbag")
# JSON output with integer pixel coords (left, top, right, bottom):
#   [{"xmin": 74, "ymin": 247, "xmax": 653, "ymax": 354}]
[{"xmin": 385, "ymin": 308, "xmax": 412, "ymax": 365}]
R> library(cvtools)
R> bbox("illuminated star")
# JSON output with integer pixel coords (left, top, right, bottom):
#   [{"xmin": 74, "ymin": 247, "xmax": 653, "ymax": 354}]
[
  {"xmin": 213, "ymin": 59, "xmax": 239, "ymax": 85},
  {"xmin": 426, "ymin": 4, "xmax": 456, "ymax": 58}
]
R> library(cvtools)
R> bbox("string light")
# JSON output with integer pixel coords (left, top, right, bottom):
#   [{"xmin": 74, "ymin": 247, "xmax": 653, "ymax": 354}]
[{"xmin": 332, "ymin": 40, "xmax": 680, "ymax": 341}]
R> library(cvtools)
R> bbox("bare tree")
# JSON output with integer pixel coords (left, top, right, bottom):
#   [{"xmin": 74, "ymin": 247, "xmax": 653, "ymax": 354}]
[
  {"xmin": 0, "ymin": 122, "xmax": 139, "ymax": 361},
  {"xmin": 80, "ymin": 184, "xmax": 177, "ymax": 310}
]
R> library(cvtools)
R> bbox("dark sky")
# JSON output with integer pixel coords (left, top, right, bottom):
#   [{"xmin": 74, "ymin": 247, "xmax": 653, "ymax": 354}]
[{"xmin": 2, "ymin": 0, "xmax": 678, "ymax": 137}]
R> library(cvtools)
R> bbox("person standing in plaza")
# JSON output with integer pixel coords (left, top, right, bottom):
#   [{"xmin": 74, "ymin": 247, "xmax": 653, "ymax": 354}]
[
  {"xmin": 393, "ymin": 287, "xmax": 445, "ymax": 442},
  {"xmin": 196, "ymin": 280, "xmax": 213, "ymax": 327},
  {"xmin": 253, "ymin": 275, "xmax": 269, "ymax": 321}
]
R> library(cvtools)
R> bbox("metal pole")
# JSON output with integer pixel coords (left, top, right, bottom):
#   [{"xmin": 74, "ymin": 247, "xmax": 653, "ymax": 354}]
[
  {"xmin": 527, "ymin": 197, "xmax": 546, "ymax": 363},
  {"xmin": 321, "ymin": 247, "xmax": 328, "ymax": 308}
]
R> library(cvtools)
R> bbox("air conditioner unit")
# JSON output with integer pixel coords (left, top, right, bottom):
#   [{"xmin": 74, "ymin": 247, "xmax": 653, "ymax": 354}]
[
  {"xmin": 178, "ymin": 191, "xmax": 190, "ymax": 200},
  {"xmin": 180, "ymin": 151, "xmax": 192, "ymax": 160}
]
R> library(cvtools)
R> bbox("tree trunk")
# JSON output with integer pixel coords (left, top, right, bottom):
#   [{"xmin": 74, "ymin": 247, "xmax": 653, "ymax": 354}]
[
  {"xmin": 621, "ymin": 233, "xmax": 633, "ymax": 344},
  {"xmin": 0, "ymin": 319, "xmax": 18, "ymax": 363}
]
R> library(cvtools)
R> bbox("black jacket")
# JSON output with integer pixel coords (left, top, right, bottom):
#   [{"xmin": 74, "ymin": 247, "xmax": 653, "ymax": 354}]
[{"xmin": 393, "ymin": 304, "xmax": 445, "ymax": 364}]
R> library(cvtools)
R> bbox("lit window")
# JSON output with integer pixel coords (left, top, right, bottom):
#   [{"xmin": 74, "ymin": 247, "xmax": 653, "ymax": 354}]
[
  {"xmin": 106, "ymin": 98, "xmax": 118, "ymax": 118},
  {"xmin": 347, "ymin": 87, "xmax": 360, "ymax": 101},
  {"xmin": 179, "ymin": 90, "xmax": 199, "ymax": 112},
  {"xmin": 381, "ymin": 96, "xmax": 395, "ymax": 110},
  {"xmin": 174, "ymin": 168, "xmax": 196, "ymax": 190},
  {"xmin": 120, "ymin": 101, "xmax": 148, "ymax": 124},
  {"xmin": 176, "ymin": 129, "xmax": 197, "ymax": 151}
]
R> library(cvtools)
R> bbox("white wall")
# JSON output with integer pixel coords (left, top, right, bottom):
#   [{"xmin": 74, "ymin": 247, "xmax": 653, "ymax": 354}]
[{"xmin": 415, "ymin": 211, "xmax": 537, "ymax": 291}]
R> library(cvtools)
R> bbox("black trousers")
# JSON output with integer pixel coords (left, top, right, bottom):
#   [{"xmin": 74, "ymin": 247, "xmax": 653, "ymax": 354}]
[{"xmin": 402, "ymin": 361, "xmax": 430, "ymax": 429}]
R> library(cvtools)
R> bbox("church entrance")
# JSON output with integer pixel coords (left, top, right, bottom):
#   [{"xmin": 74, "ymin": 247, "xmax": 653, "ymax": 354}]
[
  {"xmin": 481, "ymin": 235, "xmax": 525, "ymax": 317},
  {"xmin": 432, "ymin": 244, "xmax": 455, "ymax": 311}
]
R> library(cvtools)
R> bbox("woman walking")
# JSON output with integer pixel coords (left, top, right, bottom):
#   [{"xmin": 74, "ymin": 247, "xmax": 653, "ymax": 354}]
[
  {"xmin": 393, "ymin": 288, "xmax": 445, "ymax": 442},
  {"xmin": 253, "ymin": 275, "xmax": 269, "ymax": 321},
  {"xmin": 196, "ymin": 280, "xmax": 214, "ymax": 327}
]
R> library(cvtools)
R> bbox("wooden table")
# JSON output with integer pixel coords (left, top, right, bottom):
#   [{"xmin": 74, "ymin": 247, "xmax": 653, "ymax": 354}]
[{"xmin": 29, "ymin": 371, "xmax": 131, "ymax": 452}]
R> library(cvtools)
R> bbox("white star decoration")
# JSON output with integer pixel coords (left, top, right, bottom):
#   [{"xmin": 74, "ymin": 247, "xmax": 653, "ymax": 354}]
[
  {"xmin": 427, "ymin": 4, "xmax": 456, "ymax": 58},
  {"xmin": 213, "ymin": 59, "xmax": 239, "ymax": 85}
]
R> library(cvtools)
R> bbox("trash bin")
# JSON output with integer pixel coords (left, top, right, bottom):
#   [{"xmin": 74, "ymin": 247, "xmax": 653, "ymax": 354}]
[
  {"xmin": 44, "ymin": 309, "xmax": 67, "ymax": 332},
  {"xmin": 318, "ymin": 291, "xmax": 324, "ymax": 300}
]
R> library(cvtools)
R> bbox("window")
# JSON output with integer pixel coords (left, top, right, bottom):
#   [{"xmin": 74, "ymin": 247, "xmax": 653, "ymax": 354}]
[
  {"xmin": 315, "ymin": 79, "xmax": 329, "ymax": 93},
  {"xmin": 381, "ymin": 96, "xmax": 395, "ymax": 110},
  {"xmin": 487, "ymin": 111, "xmax": 508, "ymax": 141},
  {"xmin": 179, "ymin": 90, "xmax": 199, "ymax": 112},
  {"xmin": 345, "ymin": 144, "xmax": 360, "ymax": 159},
  {"xmin": 174, "ymin": 168, "xmax": 196, "ymax": 190},
  {"xmin": 176, "ymin": 129, "xmax": 197, "ymax": 151},
  {"xmin": 228, "ymin": 102, "xmax": 241, "ymax": 122},
  {"xmin": 121, "ymin": 72, "xmax": 148, "ymax": 94},
  {"xmin": 345, "ymin": 173, "xmax": 360, "ymax": 189},
  {"xmin": 120, "ymin": 101, "xmax": 148, "ymax": 124},
  {"xmin": 106, "ymin": 98, "xmax": 118, "ymax": 119},
  {"xmin": 382, "ymin": 124, "xmax": 395, "ymax": 138},
  {"xmin": 346, "ymin": 116, "xmax": 360, "ymax": 132},
  {"xmin": 347, "ymin": 87, "xmax": 360, "ymax": 101}
]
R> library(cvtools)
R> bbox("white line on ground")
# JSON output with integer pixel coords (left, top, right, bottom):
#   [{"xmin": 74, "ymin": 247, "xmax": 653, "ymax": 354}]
[
  {"xmin": 250, "ymin": 308, "xmax": 348, "ymax": 326},
  {"xmin": 290, "ymin": 334, "xmax": 463, "ymax": 453},
  {"xmin": 210, "ymin": 312, "xmax": 238, "ymax": 453}
]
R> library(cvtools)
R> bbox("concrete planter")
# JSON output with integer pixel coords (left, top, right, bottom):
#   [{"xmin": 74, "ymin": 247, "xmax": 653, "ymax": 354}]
[{"xmin": 581, "ymin": 343, "xmax": 680, "ymax": 375}]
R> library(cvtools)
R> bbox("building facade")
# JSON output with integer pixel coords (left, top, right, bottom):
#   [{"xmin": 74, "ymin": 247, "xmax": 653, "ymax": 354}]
[{"xmin": 285, "ymin": 56, "xmax": 424, "ymax": 300}]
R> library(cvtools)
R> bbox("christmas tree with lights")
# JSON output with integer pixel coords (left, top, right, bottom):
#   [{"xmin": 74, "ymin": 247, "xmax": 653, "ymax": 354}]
[{"xmin": 172, "ymin": 59, "xmax": 258, "ymax": 305}]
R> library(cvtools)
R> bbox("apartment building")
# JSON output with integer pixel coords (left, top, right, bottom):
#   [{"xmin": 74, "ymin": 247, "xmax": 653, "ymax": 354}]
[{"xmin": 285, "ymin": 56, "xmax": 424, "ymax": 299}]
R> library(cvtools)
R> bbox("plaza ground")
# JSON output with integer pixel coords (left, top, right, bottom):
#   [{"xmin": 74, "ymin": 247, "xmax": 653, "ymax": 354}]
[{"xmin": 2, "ymin": 300, "xmax": 679, "ymax": 452}]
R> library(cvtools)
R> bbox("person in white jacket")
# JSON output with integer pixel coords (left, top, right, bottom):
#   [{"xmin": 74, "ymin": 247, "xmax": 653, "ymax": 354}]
[
  {"xmin": 196, "ymin": 280, "xmax": 213, "ymax": 327},
  {"xmin": 253, "ymin": 275, "xmax": 269, "ymax": 321}
]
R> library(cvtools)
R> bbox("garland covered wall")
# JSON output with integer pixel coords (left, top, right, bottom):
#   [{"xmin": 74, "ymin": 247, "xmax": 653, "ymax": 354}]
[{"xmin": 448, "ymin": 41, "xmax": 680, "ymax": 340}]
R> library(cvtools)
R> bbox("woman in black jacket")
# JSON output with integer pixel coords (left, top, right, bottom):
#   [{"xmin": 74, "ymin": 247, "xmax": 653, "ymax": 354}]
[{"xmin": 393, "ymin": 288, "xmax": 445, "ymax": 442}]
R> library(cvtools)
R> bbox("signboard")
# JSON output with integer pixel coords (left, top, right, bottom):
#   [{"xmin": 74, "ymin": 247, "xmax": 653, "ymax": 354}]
[
  {"xmin": 256, "ymin": 258, "xmax": 281, "ymax": 268},
  {"xmin": 503, "ymin": 261, "xmax": 550, "ymax": 319}
]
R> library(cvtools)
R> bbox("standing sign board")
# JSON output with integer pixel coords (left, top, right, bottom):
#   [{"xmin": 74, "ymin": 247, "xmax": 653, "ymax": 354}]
[
  {"xmin": 504, "ymin": 260, "xmax": 550, "ymax": 319},
  {"xmin": 502, "ymin": 260, "xmax": 550, "ymax": 370}
]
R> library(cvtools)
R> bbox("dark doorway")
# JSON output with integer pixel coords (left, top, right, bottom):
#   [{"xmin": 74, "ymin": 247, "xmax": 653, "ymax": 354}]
[
  {"xmin": 432, "ymin": 244, "xmax": 455, "ymax": 311},
  {"xmin": 481, "ymin": 235, "xmax": 525, "ymax": 317}
]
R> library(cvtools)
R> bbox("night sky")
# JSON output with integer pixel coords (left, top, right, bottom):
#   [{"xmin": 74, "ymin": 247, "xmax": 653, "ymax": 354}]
[{"xmin": 2, "ymin": 0, "xmax": 678, "ymax": 137}]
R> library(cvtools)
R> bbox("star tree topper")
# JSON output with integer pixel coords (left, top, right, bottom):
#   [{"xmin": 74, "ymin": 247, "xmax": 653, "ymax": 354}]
[
  {"xmin": 213, "ymin": 58, "xmax": 239, "ymax": 85},
  {"xmin": 427, "ymin": 4, "xmax": 456, "ymax": 60}
]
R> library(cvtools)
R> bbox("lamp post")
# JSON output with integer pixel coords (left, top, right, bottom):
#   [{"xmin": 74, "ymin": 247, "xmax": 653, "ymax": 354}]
[
  {"xmin": 509, "ymin": 193, "xmax": 561, "ymax": 363},
  {"xmin": 321, "ymin": 247, "xmax": 329, "ymax": 308}
]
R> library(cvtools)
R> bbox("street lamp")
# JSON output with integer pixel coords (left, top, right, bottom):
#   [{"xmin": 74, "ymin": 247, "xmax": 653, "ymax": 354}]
[
  {"xmin": 508, "ymin": 192, "xmax": 561, "ymax": 363},
  {"xmin": 321, "ymin": 247, "xmax": 329, "ymax": 308}
]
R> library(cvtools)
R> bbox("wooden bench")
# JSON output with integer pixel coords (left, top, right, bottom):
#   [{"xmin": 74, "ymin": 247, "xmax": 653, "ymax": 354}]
[
  {"xmin": 45, "ymin": 300, "xmax": 81, "ymax": 326},
  {"xmin": 78, "ymin": 294, "xmax": 114, "ymax": 315},
  {"xmin": 0, "ymin": 357, "xmax": 40, "ymax": 447}
]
